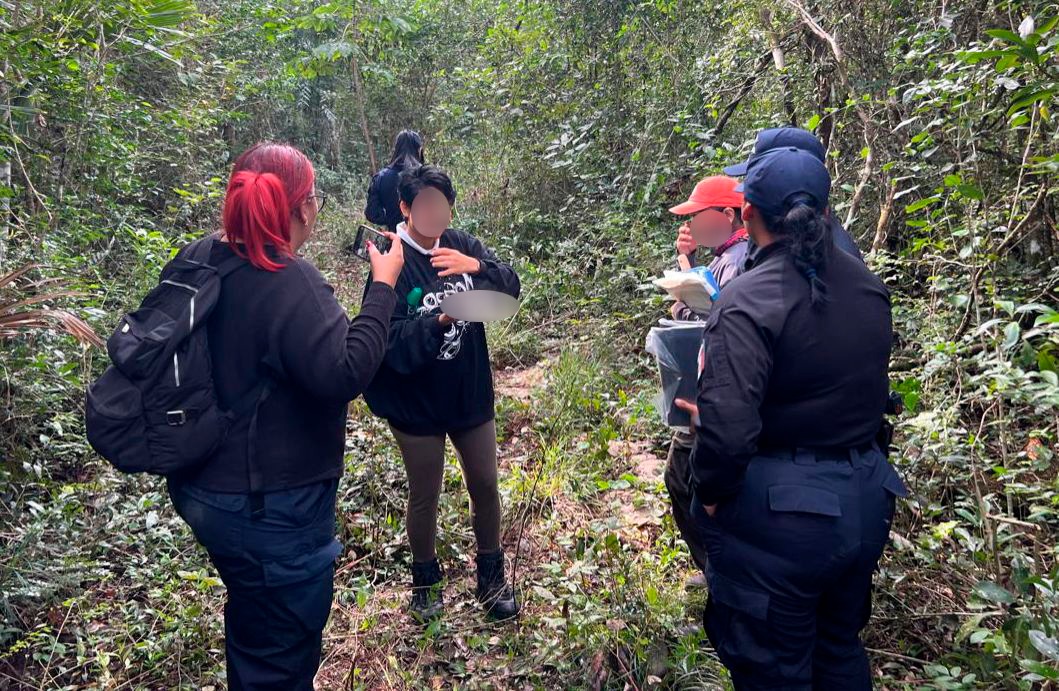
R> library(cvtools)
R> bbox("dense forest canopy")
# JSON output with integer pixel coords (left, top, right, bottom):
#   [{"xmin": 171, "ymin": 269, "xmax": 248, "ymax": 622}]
[{"xmin": 1, "ymin": 0, "xmax": 1058, "ymax": 688}]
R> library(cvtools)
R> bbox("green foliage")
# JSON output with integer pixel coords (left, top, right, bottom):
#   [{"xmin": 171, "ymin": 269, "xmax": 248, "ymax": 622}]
[{"xmin": 2, "ymin": 0, "xmax": 1059, "ymax": 687}]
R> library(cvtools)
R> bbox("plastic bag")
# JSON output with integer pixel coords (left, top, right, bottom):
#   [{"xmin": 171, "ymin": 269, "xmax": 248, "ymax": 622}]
[{"xmin": 645, "ymin": 321, "xmax": 705, "ymax": 428}]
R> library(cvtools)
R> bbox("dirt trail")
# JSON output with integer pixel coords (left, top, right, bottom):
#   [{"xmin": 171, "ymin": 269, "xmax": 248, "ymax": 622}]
[{"xmin": 314, "ymin": 356, "xmax": 677, "ymax": 689}]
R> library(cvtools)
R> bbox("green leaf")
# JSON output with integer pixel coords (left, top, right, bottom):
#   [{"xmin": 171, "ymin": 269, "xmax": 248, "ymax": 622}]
[
  {"xmin": 1008, "ymin": 89, "xmax": 1056, "ymax": 116},
  {"xmin": 957, "ymin": 184, "xmax": 984, "ymax": 200},
  {"xmin": 957, "ymin": 49, "xmax": 1013, "ymax": 64},
  {"xmin": 905, "ymin": 195, "xmax": 942, "ymax": 213},
  {"xmin": 1003, "ymin": 322, "xmax": 1021, "ymax": 348},
  {"xmin": 141, "ymin": 0, "xmax": 194, "ymax": 29},
  {"xmin": 1029, "ymin": 630, "xmax": 1059, "ymax": 661},
  {"xmin": 973, "ymin": 580, "xmax": 1015, "ymax": 604},
  {"xmin": 985, "ymin": 28, "xmax": 1029, "ymax": 47},
  {"xmin": 1021, "ymin": 660, "xmax": 1059, "ymax": 680},
  {"xmin": 806, "ymin": 113, "xmax": 821, "ymax": 131}
]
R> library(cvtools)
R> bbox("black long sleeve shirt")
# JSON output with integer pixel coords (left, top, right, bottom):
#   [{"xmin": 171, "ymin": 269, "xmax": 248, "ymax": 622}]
[
  {"xmin": 363, "ymin": 228, "xmax": 520, "ymax": 435},
  {"xmin": 174, "ymin": 236, "xmax": 397, "ymax": 492},
  {"xmin": 691, "ymin": 242, "xmax": 892, "ymax": 506}
]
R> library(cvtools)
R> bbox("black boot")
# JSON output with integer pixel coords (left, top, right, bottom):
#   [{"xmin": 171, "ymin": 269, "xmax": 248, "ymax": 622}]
[
  {"xmin": 410, "ymin": 558, "xmax": 444, "ymax": 623},
  {"xmin": 476, "ymin": 550, "xmax": 519, "ymax": 621}
]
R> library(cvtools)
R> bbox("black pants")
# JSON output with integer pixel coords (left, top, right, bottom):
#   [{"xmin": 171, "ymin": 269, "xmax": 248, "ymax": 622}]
[
  {"xmin": 664, "ymin": 431, "xmax": 708, "ymax": 572},
  {"xmin": 695, "ymin": 446, "xmax": 906, "ymax": 690},
  {"xmin": 168, "ymin": 479, "xmax": 341, "ymax": 691}
]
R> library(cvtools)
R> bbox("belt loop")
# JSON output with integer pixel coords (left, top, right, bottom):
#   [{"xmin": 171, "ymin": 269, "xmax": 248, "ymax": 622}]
[
  {"xmin": 794, "ymin": 448, "xmax": 815, "ymax": 465},
  {"xmin": 250, "ymin": 493, "xmax": 265, "ymax": 519},
  {"xmin": 849, "ymin": 447, "xmax": 862, "ymax": 469}
]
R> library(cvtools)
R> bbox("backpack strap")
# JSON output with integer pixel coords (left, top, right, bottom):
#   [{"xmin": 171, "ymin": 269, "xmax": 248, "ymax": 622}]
[
  {"xmin": 183, "ymin": 234, "xmax": 251, "ymax": 279},
  {"xmin": 185, "ymin": 234, "xmax": 217, "ymax": 264}
]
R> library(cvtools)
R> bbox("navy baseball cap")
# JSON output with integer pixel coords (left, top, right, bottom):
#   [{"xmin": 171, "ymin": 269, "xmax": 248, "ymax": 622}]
[
  {"xmin": 723, "ymin": 127, "xmax": 827, "ymax": 177},
  {"xmin": 735, "ymin": 147, "xmax": 831, "ymax": 217}
]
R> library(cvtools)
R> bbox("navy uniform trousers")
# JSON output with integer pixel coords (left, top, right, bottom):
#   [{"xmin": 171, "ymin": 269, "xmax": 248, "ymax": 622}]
[
  {"xmin": 168, "ymin": 479, "xmax": 342, "ymax": 691},
  {"xmin": 694, "ymin": 445, "xmax": 906, "ymax": 690}
]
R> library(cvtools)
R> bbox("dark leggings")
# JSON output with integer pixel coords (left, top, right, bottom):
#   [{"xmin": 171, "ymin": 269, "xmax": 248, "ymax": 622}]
[{"xmin": 390, "ymin": 419, "xmax": 502, "ymax": 562}]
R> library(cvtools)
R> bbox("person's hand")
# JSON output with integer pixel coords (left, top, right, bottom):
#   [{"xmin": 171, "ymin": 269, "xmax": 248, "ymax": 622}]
[
  {"xmin": 674, "ymin": 398, "xmax": 701, "ymax": 429},
  {"xmin": 368, "ymin": 232, "xmax": 404, "ymax": 288},
  {"xmin": 676, "ymin": 223, "xmax": 696, "ymax": 257},
  {"xmin": 438, "ymin": 313, "xmax": 455, "ymax": 327},
  {"xmin": 430, "ymin": 248, "xmax": 481, "ymax": 277},
  {"xmin": 674, "ymin": 398, "xmax": 714, "ymax": 517}
]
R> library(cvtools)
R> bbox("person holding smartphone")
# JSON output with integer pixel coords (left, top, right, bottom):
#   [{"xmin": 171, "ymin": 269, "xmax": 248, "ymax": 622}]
[
  {"xmin": 165, "ymin": 142, "xmax": 404, "ymax": 690},
  {"xmin": 362, "ymin": 164, "xmax": 521, "ymax": 622}
]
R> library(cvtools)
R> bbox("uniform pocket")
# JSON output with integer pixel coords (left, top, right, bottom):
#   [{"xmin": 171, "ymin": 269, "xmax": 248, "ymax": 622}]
[
  {"xmin": 708, "ymin": 569, "xmax": 769, "ymax": 621},
  {"xmin": 107, "ymin": 308, "xmax": 175, "ymax": 380},
  {"xmin": 882, "ymin": 466, "xmax": 909, "ymax": 498},
  {"xmin": 705, "ymin": 570, "xmax": 776, "ymax": 676},
  {"xmin": 768, "ymin": 485, "xmax": 842, "ymax": 517}
]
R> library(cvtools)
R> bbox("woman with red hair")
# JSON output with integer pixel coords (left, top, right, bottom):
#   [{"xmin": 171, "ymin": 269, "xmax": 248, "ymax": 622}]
[{"xmin": 164, "ymin": 142, "xmax": 404, "ymax": 690}]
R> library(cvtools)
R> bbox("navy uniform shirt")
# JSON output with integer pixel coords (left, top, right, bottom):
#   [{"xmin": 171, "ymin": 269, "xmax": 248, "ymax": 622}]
[{"xmin": 691, "ymin": 242, "xmax": 892, "ymax": 506}]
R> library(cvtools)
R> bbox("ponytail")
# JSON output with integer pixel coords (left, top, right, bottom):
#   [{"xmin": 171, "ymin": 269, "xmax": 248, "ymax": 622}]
[
  {"xmin": 222, "ymin": 142, "xmax": 315, "ymax": 272},
  {"xmin": 768, "ymin": 197, "xmax": 834, "ymax": 307},
  {"xmin": 222, "ymin": 171, "xmax": 293, "ymax": 272}
]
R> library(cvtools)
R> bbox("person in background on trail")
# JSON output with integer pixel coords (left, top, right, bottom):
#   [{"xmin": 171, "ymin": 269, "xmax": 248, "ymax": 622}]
[
  {"xmin": 166, "ymin": 142, "xmax": 405, "ymax": 690},
  {"xmin": 365, "ymin": 129, "xmax": 424, "ymax": 231},
  {"xmin": 668, "ymin": 175, "xmax": 749, "ymax": 322},
  {"xmin": 675, "ymin": 147, "xmax": 906, "ymax": 690},
  {"xmin": 724, "ymin": 126, "xmax": 862, "ymax": 266},
  {"xmin": 362, "ymin": 164, "xmax": 522, "ymax": 623},
  {"xmin": 663, "ymin": 174, "xmax": 747, "ymax": 590}
]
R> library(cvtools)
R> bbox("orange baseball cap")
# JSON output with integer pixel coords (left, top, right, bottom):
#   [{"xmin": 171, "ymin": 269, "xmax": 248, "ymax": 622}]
[{"xmin": 668, "ymin": 175, "xmax": 744, "ymax": 216}]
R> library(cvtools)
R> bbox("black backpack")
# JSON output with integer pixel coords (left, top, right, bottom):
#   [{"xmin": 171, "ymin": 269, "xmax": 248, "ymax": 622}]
[{"xmin": 86, "ymin": 236, "xmax": 264, "ymax": 476}]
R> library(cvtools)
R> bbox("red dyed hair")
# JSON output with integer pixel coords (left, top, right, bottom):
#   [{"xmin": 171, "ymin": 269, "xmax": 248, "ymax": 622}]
[{"xmin": 222, "ymin": 142, "xmax": 315, "ymax": 271}]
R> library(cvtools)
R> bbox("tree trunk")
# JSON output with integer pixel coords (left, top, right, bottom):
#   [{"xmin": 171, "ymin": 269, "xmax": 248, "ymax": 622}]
[
  {"xmin": 761, "ymin": 9, "xmax": 796, "ymax": 125},
  {"xmin": 350, "ymin": 52, "xmax": 377, "ymax": 174},
  {"xmin": 872, "ymin": 178, "xmax": 897, "ymax": 253}
]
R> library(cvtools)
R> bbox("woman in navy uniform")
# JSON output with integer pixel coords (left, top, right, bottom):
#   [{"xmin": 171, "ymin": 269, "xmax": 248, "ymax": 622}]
[{"xmin": 676, "ymin": 146, "xmax": 906, "ymax": 689}]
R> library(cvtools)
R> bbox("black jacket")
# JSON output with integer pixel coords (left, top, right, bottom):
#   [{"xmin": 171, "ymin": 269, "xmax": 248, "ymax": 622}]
[
  {"xmin": 830, "ymin": 215, "xmax": 863, "ymax": 261},
  {"xmin": 173, "ymin": 237, "xmax": 396, "ymax": 492},
  {"xmin": 365, "ymin": 166, "xmax": 404, "ymax": 231},
  {"xmin": 742, "ymin": 215, "xmax": 863, "ymax": 270},
  {"xmin": 691, "ymin": 242, "xmax": 892, "ymax": 506},
  {"xmin": 363, "ymin": 229, "xmax": 520, "ymax": 436}
]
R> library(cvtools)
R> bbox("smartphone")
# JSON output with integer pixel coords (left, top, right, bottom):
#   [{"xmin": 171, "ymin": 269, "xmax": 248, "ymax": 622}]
[{"xmin": 351, "ymin": 224, "xmax": 392, "ymax": 262}]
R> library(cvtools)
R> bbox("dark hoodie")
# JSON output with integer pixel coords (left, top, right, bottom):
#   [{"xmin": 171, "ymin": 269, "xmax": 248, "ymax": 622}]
[{"xmin": 363, "ymin": 226, "xmax": 520, "ymax": 436}]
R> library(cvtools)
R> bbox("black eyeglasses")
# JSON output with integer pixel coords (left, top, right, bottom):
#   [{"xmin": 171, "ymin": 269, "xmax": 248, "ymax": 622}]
[{"xmin": 309, "ymin": 193, "xmax": 328, "ymax": 212}]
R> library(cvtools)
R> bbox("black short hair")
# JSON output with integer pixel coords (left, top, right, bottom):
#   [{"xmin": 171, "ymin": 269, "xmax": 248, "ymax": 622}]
[{"xmin": 398, "ymin": 164, "xmax": 456, "ymax": 207}]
